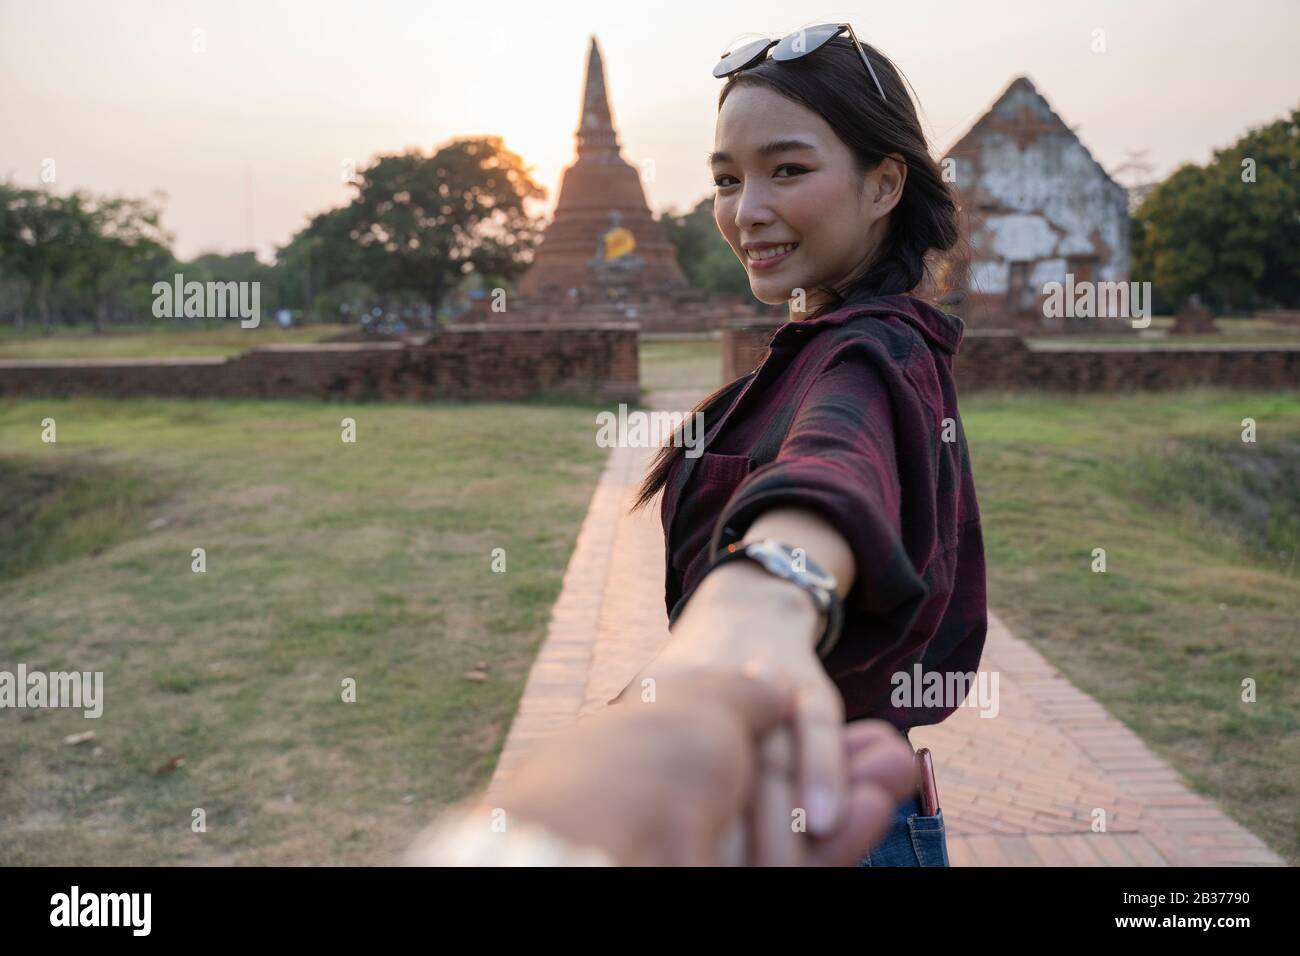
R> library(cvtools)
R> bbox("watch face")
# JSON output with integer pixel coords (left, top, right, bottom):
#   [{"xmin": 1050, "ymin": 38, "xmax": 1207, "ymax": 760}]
[
  {"xmin": 748, "ymin": 539, "xmax": 837, "ymax": 591},
  {"xmin": 747, "ymin": 540, "xmax": 791, "ymax": 577}
]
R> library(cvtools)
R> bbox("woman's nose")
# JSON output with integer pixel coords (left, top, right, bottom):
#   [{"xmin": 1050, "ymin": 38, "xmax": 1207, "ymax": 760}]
[{"xmin": 734, "ymin": 185, "xmax": 776, "ymax": 231}]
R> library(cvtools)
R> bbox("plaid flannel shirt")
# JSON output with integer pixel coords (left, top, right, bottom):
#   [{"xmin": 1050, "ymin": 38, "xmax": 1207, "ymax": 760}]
[{"xmin": 661, "ymin": 292, "xmax": 987, "ymax": 729}]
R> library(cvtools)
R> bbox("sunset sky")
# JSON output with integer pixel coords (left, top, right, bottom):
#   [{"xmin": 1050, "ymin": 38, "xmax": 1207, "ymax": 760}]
[{"xmin": 2, "ymin": 0, "xmax": 1296, "ymax": 260}]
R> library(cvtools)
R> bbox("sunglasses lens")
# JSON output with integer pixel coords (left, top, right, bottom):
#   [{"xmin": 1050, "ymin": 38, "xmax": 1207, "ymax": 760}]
[
  {"xmin": 713, "ymin": 37, "xmax": 775, "ymax": 77},
  {"xmin": 772, "ymin": 23, "xmax": 842, "ymax": 61}
]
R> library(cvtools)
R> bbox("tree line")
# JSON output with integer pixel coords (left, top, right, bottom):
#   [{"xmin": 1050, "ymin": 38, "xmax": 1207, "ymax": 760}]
[
  {"xmin": 2, "ymin": 108, "xmax": 1296, "ymax": 335},
  {"xmin": 0, "ymin": 136, "xmax": 555, "ymax": 334},
  {"xmin": 1131, "ymin": 106, "xmax": 1300, "ymax": 314}
]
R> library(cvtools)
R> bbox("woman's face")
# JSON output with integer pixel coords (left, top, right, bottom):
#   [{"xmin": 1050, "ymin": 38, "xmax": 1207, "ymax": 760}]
[{"xmin": 711, "ymin": 83, "xmax": 897, "ymax": 314}]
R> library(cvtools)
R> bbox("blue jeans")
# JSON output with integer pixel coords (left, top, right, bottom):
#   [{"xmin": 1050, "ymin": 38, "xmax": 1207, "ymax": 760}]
[{"xmin": 857, "ymin": 795, "xmax": 951, "ymax": 867}]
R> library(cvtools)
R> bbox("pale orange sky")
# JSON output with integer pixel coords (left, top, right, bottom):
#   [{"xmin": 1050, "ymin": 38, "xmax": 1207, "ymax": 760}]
[{"xmin": 2, "ymin": 0, "xmax": 1296, "ymax": 260}]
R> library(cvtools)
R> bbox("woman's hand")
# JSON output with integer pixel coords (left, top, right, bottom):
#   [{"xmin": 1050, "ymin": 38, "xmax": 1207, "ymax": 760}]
[{"xmin": 617, "ymin": 557, "xmax": 849, "ymax": 850}]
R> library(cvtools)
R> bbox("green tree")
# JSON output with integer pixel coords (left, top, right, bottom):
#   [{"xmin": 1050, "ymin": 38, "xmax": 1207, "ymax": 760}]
[
  {"xmin": 72, "ymin": 193, "xmax": 171, "ymax": 331},
  {"xmin": 288, "ymin": 136, "xmax": 546, "ymax": 314},
  {"xmin": 0, "ymin": 182, "xmax": 174, "ymax": 332},
  {"xmin": 0, "ymin": 183, "xmax": 87, "ymax": 333},
  {"xmin": 659, "ymin": 196, "xmax": 754, "ymax": 297},
  {"xmin": 273, "ymin": 232, "xmax": 325, "ymax": 319},
  {"xmin": 1133, "ymin": 107, "xmax": 1300, "ymax": 312}
]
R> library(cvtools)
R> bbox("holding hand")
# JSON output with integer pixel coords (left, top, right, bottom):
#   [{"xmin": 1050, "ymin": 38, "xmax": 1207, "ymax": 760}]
[
  {"xmin": 414, "ymin": 667, "xmax": 916, "ymax": 866},
  {"xmin": 618, "ymin": 552, "xmax": 856, "ymax": 852}
]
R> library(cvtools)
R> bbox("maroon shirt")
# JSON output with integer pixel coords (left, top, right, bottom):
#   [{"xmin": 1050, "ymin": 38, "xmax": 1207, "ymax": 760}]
[{"xmin": 661, "ymin": 293, "xmax": 987, "ymax": 730}]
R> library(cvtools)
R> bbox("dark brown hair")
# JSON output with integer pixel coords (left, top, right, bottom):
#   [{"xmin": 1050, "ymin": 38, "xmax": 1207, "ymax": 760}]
[{"xmin": 632, "ymin": 35, "xmax": 959, "ymax": 511}]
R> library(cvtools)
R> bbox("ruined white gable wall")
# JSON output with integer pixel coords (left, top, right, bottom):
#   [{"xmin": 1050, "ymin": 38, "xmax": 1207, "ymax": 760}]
[{"xmin": 955, "ymin": 84, "xmax": 1130, "ymax": 297}]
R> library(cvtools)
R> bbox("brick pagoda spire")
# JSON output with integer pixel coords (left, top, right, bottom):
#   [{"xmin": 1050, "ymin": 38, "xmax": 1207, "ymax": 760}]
[{"xmin": 517, "ymin": 36, "xmax": 686, "ymax": 298}]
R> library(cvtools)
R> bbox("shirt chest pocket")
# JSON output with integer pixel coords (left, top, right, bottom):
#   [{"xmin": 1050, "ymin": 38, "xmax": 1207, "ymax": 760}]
[
  {"xmin": 693, "ymin": 451, "xmax": 753, "ymax": 487},
  {"xmin": 670, "ymin": 452, "xmax": 753, "ymax": 573}
]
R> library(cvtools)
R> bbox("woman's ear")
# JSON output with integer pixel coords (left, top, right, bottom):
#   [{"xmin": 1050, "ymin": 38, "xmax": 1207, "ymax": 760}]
[{"xmin": 871, "ymin": 154, "xmax": 907, "ymax": 216}]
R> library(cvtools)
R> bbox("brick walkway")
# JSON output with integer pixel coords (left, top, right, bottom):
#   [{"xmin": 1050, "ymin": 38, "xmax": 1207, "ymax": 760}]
[{"xmin": 487, "ymin": 389, "xmax": 1283, "ymax": 866}]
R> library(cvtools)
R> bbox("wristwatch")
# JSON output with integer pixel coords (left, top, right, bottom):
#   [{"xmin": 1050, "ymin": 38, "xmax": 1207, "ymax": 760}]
[{"xmin": 705, "ymin": 538, "xmax": 844, "ymax": 659}]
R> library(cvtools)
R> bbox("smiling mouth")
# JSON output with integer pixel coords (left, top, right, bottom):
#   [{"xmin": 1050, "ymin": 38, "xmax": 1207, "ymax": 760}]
[{"xmin": 746, "ymin": 242, "xmax": 799, "ymax": 268}]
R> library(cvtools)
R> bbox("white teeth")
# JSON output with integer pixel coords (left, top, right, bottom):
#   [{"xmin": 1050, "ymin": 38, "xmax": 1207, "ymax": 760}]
[{"xmin": 748, "ymin": 242, "xmax": 797, "ymax": 261}]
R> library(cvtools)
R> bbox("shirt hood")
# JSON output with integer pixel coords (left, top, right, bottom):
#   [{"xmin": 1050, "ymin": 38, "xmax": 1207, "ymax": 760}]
[{"xmin": 771, "ymin": 292, "xmax": 965, "ymax": 355}]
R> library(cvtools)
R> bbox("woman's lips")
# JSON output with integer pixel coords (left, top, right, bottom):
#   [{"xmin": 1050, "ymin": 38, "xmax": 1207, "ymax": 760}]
[{"xmin": 746, "ymin": 243, "xmax": 798, "ymax": 271}]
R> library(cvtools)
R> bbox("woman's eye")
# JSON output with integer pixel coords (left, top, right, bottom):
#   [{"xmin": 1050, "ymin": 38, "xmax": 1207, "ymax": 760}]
[{"xmin": 714, "ymin": 165, "xmax": 807, "ymax": 189}]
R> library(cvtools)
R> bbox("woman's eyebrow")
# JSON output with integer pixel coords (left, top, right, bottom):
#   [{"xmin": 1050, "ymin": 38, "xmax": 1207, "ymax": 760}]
[{"xmin": 708, "ymin": 138, "xmax": 818, "ymax": 168}]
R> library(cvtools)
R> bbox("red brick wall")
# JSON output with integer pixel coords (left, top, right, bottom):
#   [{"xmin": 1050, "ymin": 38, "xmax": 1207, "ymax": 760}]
[
  {"xmin": 721, "ymin": 322, "xmax": 1300, "ymax": 391},
  {"xmin": 1254, "ymin": 310, "xmax": 1300, "ymax": 327},
  {"xmin": 721, "ymin": 322, "xmax": 777, "ymax": 382},
  {"xmin": 0, "ymin": 324, "xmax": 640, "ymax": 402}
]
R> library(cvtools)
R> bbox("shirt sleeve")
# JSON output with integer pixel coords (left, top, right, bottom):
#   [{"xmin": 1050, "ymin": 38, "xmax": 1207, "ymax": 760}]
[{"xmin": 707, "ymin": 342, "xmax": 931, "ymax": 649}]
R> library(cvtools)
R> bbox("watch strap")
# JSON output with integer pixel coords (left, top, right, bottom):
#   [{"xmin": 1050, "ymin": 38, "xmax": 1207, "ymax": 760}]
[{"xmin": 707, "ymin": 541, "xmax": 844, "ymax": 658}]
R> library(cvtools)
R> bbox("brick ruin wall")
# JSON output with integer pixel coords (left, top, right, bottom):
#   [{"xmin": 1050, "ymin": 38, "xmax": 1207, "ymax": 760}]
[
  {"xmin": 4, "ymin": 321, "xmax": 1294, "ymax": 405},
  {"xmin": 721, "ymin": 323, "xmax": 1300, "ymax": 391},
  {"xmin": 0, "ymin": 324, "xmax": 640, "ymax": 403},
  {"xmin": 455, "ymin": 289, "xmax": 761, "ymax": 334}
]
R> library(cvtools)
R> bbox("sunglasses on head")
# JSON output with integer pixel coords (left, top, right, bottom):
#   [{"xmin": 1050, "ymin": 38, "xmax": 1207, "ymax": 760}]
[{"xmin": 712, "ymin": 22, "xmax": 887, "ymax": 102}]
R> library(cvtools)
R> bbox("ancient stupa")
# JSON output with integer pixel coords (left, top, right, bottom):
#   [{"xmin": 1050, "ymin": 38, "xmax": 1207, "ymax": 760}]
[{"xmin": 516, "ymin": 36, "xmax": 687, "ymax": 299}]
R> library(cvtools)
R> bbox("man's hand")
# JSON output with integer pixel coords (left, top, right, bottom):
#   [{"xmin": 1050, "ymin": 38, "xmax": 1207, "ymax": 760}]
[{"xmin": 494, "ymin": 668, "xmax": 916, "ymax": 865}]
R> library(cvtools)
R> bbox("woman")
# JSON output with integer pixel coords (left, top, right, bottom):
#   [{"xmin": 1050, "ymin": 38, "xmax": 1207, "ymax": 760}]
[{"xmin": 619, "ymin": 24, "xmax": 988, "ymax": 866}]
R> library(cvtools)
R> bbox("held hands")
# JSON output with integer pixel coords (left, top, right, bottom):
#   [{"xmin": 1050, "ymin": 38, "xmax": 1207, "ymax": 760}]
[
  {"xmin": 518, "ymin": 668, "xmax": 916, "ymax": 865},
  {"xmin": 474, "ymin": 509, "xmax": 905, "ymax": 865},
  {"xmin": 612, "ymin": 560, "xmax": 898, "ymax": 862}
]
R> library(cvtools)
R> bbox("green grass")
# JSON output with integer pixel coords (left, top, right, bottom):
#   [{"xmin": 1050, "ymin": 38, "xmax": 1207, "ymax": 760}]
[
  {"xmin": 962, "ymin": 390, "xmax": 1300, "ymax": 863},
  {"xmin": 0, "ymin": 455, "xmax": 171, "ymax": 580},
  {"xmin": 2, "ymin": 336, "xmax": 1296, "ymax": 865},
  {"xmin": 0, "ymin": 395, "xmax": 607, "ymax": 864},
  {"xmin": 0, "ymin": 322, "xmax": 348, "ymax": 360},
  {"xmin": 640, "ymin": 338, "xmax": 723, "ymax": 394}
]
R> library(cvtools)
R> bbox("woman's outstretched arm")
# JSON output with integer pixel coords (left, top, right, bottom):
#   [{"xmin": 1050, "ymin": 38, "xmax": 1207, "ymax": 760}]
[
  {"xmin": 629, "ymin": 504, "xmax": 859, "ymax": 862},
  {"xmin": 626, "ymin": 344, "xmax": 930, "ymax": 860}
]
